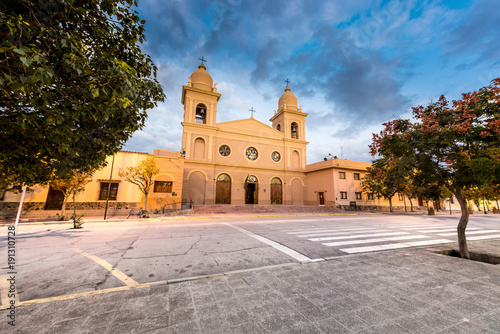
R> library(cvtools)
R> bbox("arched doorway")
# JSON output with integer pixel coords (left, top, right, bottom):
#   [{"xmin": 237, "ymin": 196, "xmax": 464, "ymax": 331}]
[
  {"xmin": 216, "ymin": 173, "xmax": 231, "ymax": 204},
  {"xmin": 245, "ymin": 175, "xmax": 258, "ymax": 204},
  {"xmin": 270, "ymin": 177, "xmax": 282, "ymax": 205},
  {"xmin": 188, "ymin": 171, "xmax": 206, "ymax": 205}
]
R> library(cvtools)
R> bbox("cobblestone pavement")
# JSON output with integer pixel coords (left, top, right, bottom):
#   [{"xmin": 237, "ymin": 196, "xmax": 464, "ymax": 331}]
[{"xmin": 2, "ymin": 239, "xmax": 500, "ymax": 333}]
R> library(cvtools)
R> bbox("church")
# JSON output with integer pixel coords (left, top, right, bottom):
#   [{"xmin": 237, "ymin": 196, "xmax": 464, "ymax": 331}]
[{"xmin": 2, "ymin": 62, "xmax": 440, "ymax": 217}]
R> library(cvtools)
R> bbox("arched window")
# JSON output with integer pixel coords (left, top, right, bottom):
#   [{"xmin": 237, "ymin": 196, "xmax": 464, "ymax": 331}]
[
  {"xmin": 276, "ymin": 124, "xmax": 281, "ymax": 131},
  {"xmin": 291, "ymin": 122, "xmax": 298, "ymax": 139},
  {"xmin": 195, "ymin": 104, "xmax": 207, "ymax": 124}
]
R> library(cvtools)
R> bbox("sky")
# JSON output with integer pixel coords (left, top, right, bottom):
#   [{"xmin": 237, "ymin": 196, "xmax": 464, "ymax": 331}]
[{"xmin": 123, "ymin": 0, "xmax": 500, "ymax": 163}]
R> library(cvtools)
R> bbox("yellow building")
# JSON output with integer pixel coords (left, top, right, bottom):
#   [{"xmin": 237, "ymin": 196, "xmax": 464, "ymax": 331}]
[
  {"xmin": 1, "ymin": 61, "xmax": 464, "ymax": 217},
  {"xmin": 180, "ymin": 62, "xmax": 308, "ymax": 206}
]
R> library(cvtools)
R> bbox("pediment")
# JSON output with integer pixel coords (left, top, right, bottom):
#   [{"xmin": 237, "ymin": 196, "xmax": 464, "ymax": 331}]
[{"xmin": 217, "ymin": 118, "xmax": 284, "ymax": 139}]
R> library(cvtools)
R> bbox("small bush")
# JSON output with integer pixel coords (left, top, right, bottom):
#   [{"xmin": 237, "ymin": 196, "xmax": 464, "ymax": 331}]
[{"xmin": 71, "ymin": 214, "xmax": 84, "ymax": 229}]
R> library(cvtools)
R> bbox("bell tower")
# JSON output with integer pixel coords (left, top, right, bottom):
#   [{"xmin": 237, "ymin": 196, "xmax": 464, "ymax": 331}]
[
  {"xmin": 270, "ymin": 81, "xmax": 308, "ymax": 140},
  {"xmin": 181, "ymin": 60, "xmax": 221, "ymax": 161}
]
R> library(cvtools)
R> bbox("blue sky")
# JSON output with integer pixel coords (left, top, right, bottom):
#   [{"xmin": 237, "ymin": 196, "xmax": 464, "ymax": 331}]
[{"xmin": 123, "ymin": 0, "xmax": 500, "ymax": 163}]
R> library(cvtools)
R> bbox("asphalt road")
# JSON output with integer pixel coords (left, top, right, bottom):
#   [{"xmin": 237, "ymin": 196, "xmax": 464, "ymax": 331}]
[{"xmin": 2, "ymin": 213, "xmax": 500, "ymax": 305}]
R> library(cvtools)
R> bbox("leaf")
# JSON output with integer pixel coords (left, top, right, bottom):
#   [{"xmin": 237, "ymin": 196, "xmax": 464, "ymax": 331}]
[
  {"xmin": 13, "ymin": 48, "xmax": 26, "ymax": 55},
  {"xmin": 20, "ymin": 57, "xmax": 32, "ymax": 66},
  {"xmin": 91, "ymin": 88, "xmax": 99, "ymax": 98}
]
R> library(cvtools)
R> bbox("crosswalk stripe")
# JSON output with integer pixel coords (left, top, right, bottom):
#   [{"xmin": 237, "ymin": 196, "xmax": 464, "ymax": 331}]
[
  {"xmin": 287, "ymin": 227, "xmax": 375, "ymax": 234},
  {"xmin": 400, "ymin": 225, "xmax": 453, "ymax": 230},
  {"xmin": 310, "ymin": 231, "xmax": 408, "ymax": 242},
  {"xmin": 323, "ymin": 235, "xmax": 429, "ymax": 247},
  {"xmin": 340, "ymin": 239, "xmax": 453, "ymax": 254},
  {"xmin": 296, "ymin": 229, "xmax": 388, "ymax": 238},
  {"xmin": 466, "ymin": 234, "xmax": 500, "ymax": 241},
  {"xmin": 417, "ymin": 228, "xmax": 481, "ymax": 233},
  {"xmin": 438, "ymin": 230, "xmax": 500, "ymax": 236}
]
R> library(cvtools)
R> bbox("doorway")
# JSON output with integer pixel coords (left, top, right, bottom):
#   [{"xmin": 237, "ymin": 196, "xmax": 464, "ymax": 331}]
[
  {"xmin": 270, "ymin": 177, "xmax": 282, "ymax": 204},
  {"xmin": 318, "ymin": 192, "xmax": 325, "ymax": 206},
  {"xmin": 216, "ymin": 174, "xmax": 231, "ymax": 204},
  {"xmin": 45, "ymin": 186, "xmax": 65, "ymax": 210},
  {"xmin": 245, "ymin": 175, "xmax": 258, "ymax": 204}
]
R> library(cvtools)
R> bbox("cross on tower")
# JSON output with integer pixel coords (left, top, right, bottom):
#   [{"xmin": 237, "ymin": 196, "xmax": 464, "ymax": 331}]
[
  {"xmin": 199, "ymin": 56, "xmax": 207, "ymax": 63},
  {"xmin": 249, "ymin": 107, "xmax": 256, "ymax": 118},
  {"xmin": 285, "ymin": 79, "xmax": 290, "ymax": 86}
]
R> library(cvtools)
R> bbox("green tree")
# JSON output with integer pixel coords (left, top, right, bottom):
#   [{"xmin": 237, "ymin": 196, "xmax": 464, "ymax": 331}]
[
  {"xmin": 118, "ymin": 156, "xmax": 159, "ymax": 213},
  {"xmin": 369, "ymin": 79, "xmax": 500, "ymax": 258},
  {"xmin": 362, "ymin": 160, "xmax": 401, "ymax": 212},
  {"xmin": 50, "ymin": 171, "xmax": 93, "ymax": 218},
  {"xmin": 0, "ymin": 0, "xmax": 165, "ymax": 186}
]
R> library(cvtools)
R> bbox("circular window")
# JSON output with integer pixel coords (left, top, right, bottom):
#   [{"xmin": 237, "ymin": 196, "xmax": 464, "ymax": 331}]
[
  {"xmin": 245, "ymin": 147, "xmax": 258, "ymax": 160},
  {"xmin": 219, "ymin": 145, "xmax": 231, "ymax": 157},
  {"xmin": 271, "ymin": 151, "xmax": 281, "ymax": 162}
]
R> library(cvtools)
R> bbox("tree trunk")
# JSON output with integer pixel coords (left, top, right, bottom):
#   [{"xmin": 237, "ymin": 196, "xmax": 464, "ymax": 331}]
[
  {"xmin": 483, "ymin": 199, "xmax": 488, "ymax": 214},
  {"xmin": 389, "ymin": 198, "xmax": 393, "ymax": 212},
  {"xmin": 144, "ymin": 192, "xmax": 148, "ymax": 211},
  {"xmin": 73, "ymin": 191, "xmax": 77, "ymax": 229},
  {"xmin": 403, "ymin": 195, "xmax": 407, "ymax": 212},
  {"xmin": 61, "ymin": 194, "xmax": 69, "ymax": 217},
  {"xmin": 455, "ymin": 188, "xmax": 470, "ymax": 259},
  {"xmin": 410, "ymin": 196, "xmax": 414, "ymax": 212}
]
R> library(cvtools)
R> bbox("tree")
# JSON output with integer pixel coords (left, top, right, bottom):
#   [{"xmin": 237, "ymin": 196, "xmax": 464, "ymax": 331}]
[
  {"xmin": 362, "ymin": 164, "xmax": 397, "ymax": 212},
  {"xmin": 118, "ymin": 156, "xmax": 159, "ymax": 213},
  {"xmin": 50, "ymin": 171, "xmax": 93, "ymax": 219},
  {"xmin": 0, "ymin": 0, "xmax": 165, "ymax": 186},
  {"xmin": 369, "ymin": 78, "xmax": 500, "ymax": 259}
]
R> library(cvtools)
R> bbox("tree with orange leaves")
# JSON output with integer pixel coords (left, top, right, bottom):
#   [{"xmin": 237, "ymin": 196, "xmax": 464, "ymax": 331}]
[{"xmin": 370, "ymin": 79, "xmax": 500, "ymax": 259}]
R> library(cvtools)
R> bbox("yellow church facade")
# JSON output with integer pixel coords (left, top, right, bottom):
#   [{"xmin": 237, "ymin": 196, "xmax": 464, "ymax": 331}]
[
  {"xmin": 1, "ymin": 62, "xmax": 463, "ymax": 217},
  {"xmin": 179, "ymin": 62, "xmax": 308, "ymax": 206}
]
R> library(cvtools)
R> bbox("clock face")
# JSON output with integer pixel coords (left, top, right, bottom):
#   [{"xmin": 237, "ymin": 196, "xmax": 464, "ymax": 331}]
[
  {"xmin": 219, "ymin": 145, "xmax": 231, "ymax": 157},
  {"xmin": 271, "ymin": 151, "xmax": 281, "ymax": 162},
  {"xmin": 245, "ymin": 147, "xmax": 258, "ymax": 160}
]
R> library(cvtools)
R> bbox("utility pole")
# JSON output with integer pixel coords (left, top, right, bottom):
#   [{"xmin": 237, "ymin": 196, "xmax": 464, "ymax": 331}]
[{"xmin": 104, "ymin": 154, "xmax": 115, "ymax": 220}]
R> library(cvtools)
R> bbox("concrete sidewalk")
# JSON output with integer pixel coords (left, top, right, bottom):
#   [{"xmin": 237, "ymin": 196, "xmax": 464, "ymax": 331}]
[{"xmin": 2, "ymin": 239, "xmax": 499, "ymax": 333}]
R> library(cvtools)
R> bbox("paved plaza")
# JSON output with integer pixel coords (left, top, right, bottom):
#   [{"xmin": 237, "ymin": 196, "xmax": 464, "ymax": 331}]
[{"xmin": 1, "ymin": 213, "xmax": 499, "ymax": 333}]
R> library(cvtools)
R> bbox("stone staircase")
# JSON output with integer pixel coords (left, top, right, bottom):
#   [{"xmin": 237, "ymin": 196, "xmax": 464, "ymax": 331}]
[{"xmin": 192, "ymin": 205, "xmax": 343, "ymax": 215}]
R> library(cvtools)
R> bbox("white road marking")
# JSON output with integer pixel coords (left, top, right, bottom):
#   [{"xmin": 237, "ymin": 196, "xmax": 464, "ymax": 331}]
[
  {"xmin": 467, "ymin": 234, "xmax": 500, "ymax": 241},
  {"xmin": 417, "ymin": 228, "xmax": 481, "ymax": 233},
  {"xmin": 286, "ymin": 227, "xmax": 375, "ymax": 234},
  {"xmin": 223, "ymin": 223, "xmax": 318, "ymax": 263},
  {"xmin": 309, "ymin": 231, "xmax": 408, "ymax": 242},
  {"xmin": 296, "ymin": 229, "xmax": 388, "ymax": 238},
  {"xmin": 341, "ymin": 239, "xmax": 453, "ymax": 254},
  {"xmin": 438, "ymin": 230, "xmax": 500, "ymax": 236},
  {"xmin": 73, "ymin": 248, "xmax": 139, "ymax": 286},
  {"xmin": 322, "ymin": 235, "xmax": 428, "ymax": 247}
]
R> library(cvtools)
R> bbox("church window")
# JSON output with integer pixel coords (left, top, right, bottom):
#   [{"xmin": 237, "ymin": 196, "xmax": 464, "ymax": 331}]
[
  {"xmin": 340, "ymin": 192, "xmax": 347, "ymax": 199},
  {"xmin": 271, "ymin": 151, "xmax": 281, "ymax": 162},
  {"xmin": 195, "ymin": 104, "xmax": 207, "ymax": 124},
  {"xmin": 291, "ymin": 122, "xmax": 298, "ymax": 139},
  {"xmin": 154, "ymin": 181, "xmax": 173, "ymax": 193},
  {"xmin": 339, "ymin": 172, "xmax": 346, "ymax": 179},
  {"xmin": 276, "ymin": 124, "xmax": 281, "ymax": 131},
  {"xmin": 355, "ymin": 192, "xmax": 362, "ymax": 200},
  {"xmin": 245, "ymin": 147, "xmax": 258, "ymax": 160},
  {"xmin": 353, "ymin": 173, "xmax": 360, "ymax": 180},
  {"xmin": 219, "ymin": 145, "xmax": 231, "ymax": 157}
]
